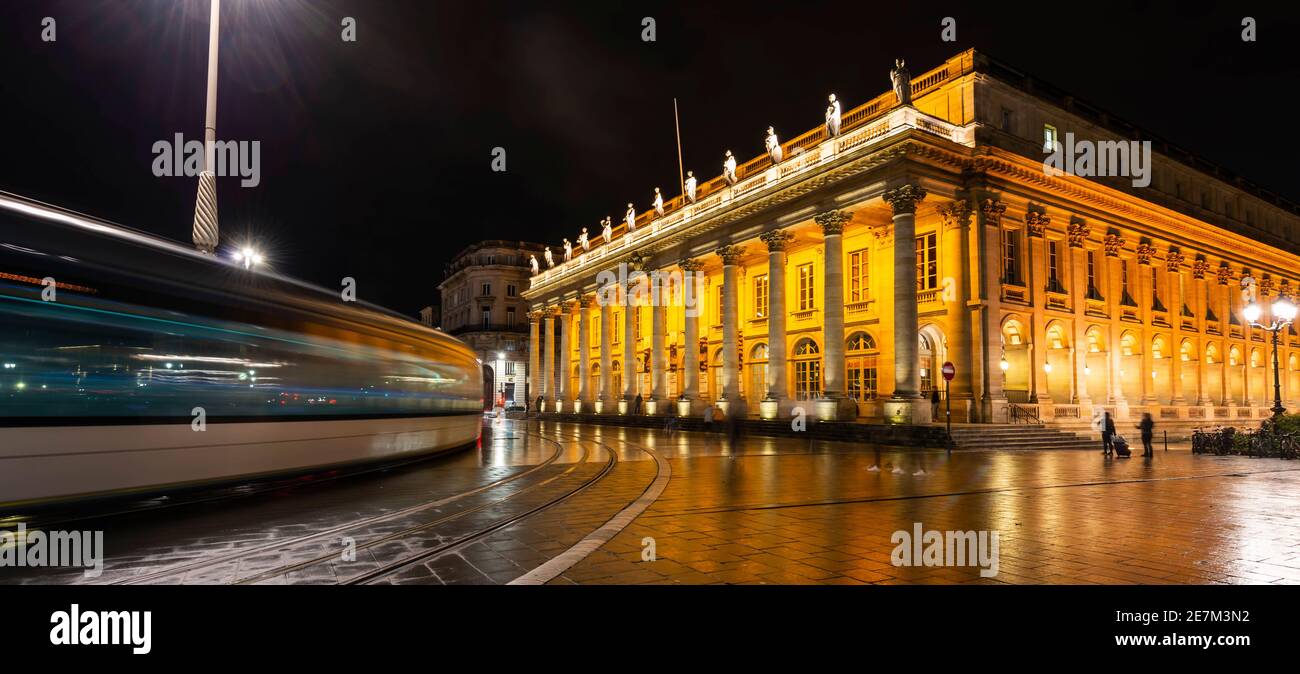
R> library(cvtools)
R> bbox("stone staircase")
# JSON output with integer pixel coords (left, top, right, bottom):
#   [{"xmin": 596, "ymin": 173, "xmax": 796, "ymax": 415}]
[{"xmin": 947, "ymin": 423, "xmax": 1099, "ymax": 451}]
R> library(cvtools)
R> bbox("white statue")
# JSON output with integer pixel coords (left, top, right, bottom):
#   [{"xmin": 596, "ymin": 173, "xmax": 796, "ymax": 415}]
[
  {"xmin": 544, "ymin": 247, "xmax": 554, "ymax": 268},
  {"xmin": 563, "ymin": 238, "xmax": 573, "ymax": 261},
  {"xmin": 625, "ymin": 203, "xmax": 637, "ymax": 232},
  {"xmin": 602, "ymin": 217, "xmax": 613, "ymax": 244},
  {"xmin": 652, "ymin": 188, "xmax": 664, "ymax": 217},
  {"xmin": 825, "ymin": 93, "xmax": 841, "ymax": 137},
  {"xmin": 765, "ymin": 126, "xmax": 782, "ymax": 164},
  {"xmin": 577, "ymin": 227, "xmax": 589, "ymax": 251},
  {"xmin": 529, "ymin": 254, "xmax": 539, "ymax": 275},
  {"xmin": 890, "ymin": 59, "xmax": 911, "ymax": 105},
  {"xmin": 684, "ymin": 170, "xmax": 697, "ymax": 203},
  {"xmin": 723, "ymin": 150, "xmax": 737, "ymax": 185}
]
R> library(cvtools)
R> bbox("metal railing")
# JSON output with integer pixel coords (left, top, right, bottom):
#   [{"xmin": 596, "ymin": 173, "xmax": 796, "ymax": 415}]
[{"xmin": 1009, "ymin": 403, "xmax": 1042, "ymax": 425}]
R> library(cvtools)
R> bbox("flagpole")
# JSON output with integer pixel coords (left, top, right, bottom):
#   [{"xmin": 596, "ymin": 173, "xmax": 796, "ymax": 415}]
[{"xmin": 673, "ymin": 98, "xmax": 685, "ymax": 195}]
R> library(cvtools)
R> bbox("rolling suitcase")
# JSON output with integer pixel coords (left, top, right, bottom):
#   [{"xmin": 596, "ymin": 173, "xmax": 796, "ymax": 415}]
[{"xmin": 1113, "ymin": 436, "xmax": 1132, "ymax": 457}]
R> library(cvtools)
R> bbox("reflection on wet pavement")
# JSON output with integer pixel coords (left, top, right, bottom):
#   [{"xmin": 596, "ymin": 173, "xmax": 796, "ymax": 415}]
[{"xmin": 5, "ymin": 417, "xmax": 1300, "ymax": 585}]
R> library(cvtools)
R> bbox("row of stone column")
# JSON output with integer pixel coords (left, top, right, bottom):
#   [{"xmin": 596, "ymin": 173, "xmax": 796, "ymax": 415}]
[{"xmin": 526, "ymin": 184, "xmax": 935, "ymax": 421}]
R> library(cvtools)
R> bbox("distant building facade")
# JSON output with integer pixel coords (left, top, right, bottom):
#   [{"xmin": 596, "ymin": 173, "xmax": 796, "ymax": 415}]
[
  {"xmin": 523, "ymin": 49, "xmax": 1300, "ymax": 433},
  {"xmin": 417, "ymin": 305, "xmax": 439, "ymax": 328},
  {"xmin": 439, "ymin": 240, "xmax": 547, "ymax": 407}
]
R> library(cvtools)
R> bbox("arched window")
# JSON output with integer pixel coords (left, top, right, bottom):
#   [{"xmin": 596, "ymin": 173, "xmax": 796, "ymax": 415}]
[
  {"xmin": 1180, "ymin": 339, "xmax": 1194, "ymax": 362},
  {"xmin": 749, "ymin": 343, "xmax": 769, "ymax": 400},
  {"xmin": 711, "ymin": 348, "xmax": 725, "ymax": 400},
  {"xmin": 1205, "ymin": 344, "xmax": 1219, "ymax": 365},
  {"xmin": 846, "ymin": 332, "xmax": 879, "ymax": 401},
  {"xmin": 1085, "ymin": 326, "xmax": 1104, "ymax": 353},
  {"xmin": 1046, "ymin": 324, "xmax": 1067, "ymax": 350},
  {"xmin": 1152, "ymin": 337, "xmax": 1167, "ymax": 360},
  {"xmin": 792, "ymin": 338, "xmax": 821, "ymax": 400},
  {"xmin": 1251, "ymin": 349, "xmax": 1262, "ymax": 368},
  {"xmin": 1228, "ymin": 347, "xmax": 1241, "ymax": 367},
  {"xmin": 1121, "ymin": 332, "xmax": 1138, "ymax": 356},
  {"xmin": 919, "ymin": 333, "xmax": 935, "ymax": 394},
  {"xmin": 611, "ymin": 360, "xmax": 622, "ymax": 398},
  {"xmin": 1003, "ymin": 320, "xmax": 1025, "ymax": 346}
]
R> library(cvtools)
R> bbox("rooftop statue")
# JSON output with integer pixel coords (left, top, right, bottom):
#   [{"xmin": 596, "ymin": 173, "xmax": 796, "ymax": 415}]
[
  {"xmin": 653, "ymin": 188, "xmax": 665, "ymax": 216},
  {"xmin": 765, "ymin": 126, "xmax": 783, "ymax": 164},
  {"xmin": 563, "ymin": 238, "xmax": 573, "ymax": 261},
  {"xmin": 723, "ymin": 150, "xmax": 738, "ymax": 185},
  {"xmin": 825, "ymin": 93, "xmax": 841, "ymax": 137},
  {"xmin": 601, "ymin": 217, "xmax": 613, "ymax": 244},
  {"xmin": 577, "ymin": 227, "xmax": 589, "ymax": 251},
  {"xmin": 529, "ymin": 254, "xmax": 539, "ymax": 275},
  {"xmin": 890, "ymin": 59, "xmax": 912, "ymax": 105},
  {"xmin": 544, "ymin": 247, "xmax": 554, "ymax": 268},
  {"xmin": 684, "ymin": 171, "xmax": 697, "ymax": 203},
  {"xmin": 625, "ymin": 203, "xmax": 637, "ymax": 232}
]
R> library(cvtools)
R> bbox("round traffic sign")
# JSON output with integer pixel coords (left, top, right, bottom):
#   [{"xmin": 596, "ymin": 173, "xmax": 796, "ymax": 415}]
[{"xmin": 941, "ymin": 361, "xmax": 955, "ymax": 381}]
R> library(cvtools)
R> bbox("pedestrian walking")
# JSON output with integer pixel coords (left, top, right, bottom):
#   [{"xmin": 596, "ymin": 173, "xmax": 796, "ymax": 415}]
[
  {"xmin": 633, "ymin": 393, "xmax": 643, "ymax": 414},
  {"xmin": 1139, "ymin": 413, "xmax": 1155, "ymax": 457},
  {"xmin": 1100, "ymin": 411, "xmax": 1116, "ymax": 456}
]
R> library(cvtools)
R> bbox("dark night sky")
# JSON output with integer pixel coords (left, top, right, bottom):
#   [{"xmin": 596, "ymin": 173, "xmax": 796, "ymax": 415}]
[{"xmin": 1, "ymin": 1, "xmax": 1296, "ymax": 316}]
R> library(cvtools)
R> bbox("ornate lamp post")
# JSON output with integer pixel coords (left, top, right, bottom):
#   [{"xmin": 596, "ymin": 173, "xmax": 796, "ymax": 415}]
[
  {"xmin": 192, "ymin": 0, "xmax": 221, "ymax": 254},
  {"xmin": 1243, "ymin": 296, "xmax": 1298, "ymax": 418}
]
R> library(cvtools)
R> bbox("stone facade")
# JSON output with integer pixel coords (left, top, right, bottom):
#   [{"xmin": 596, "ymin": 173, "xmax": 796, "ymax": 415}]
[{"xmin": 522, "ymin": 50, "xmax": 1300, "ymax": 430}]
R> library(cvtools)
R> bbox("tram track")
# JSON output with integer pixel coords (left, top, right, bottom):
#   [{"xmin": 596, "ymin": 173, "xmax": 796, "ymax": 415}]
[{"xmin": 108, "ymin": 428, "xmax": 567, "ymax": 585}]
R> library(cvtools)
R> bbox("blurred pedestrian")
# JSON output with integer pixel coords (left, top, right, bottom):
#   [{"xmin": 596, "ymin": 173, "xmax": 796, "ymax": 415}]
[
  {"xmin": 1100, "ymin": 411, "xmax": 1116, "ymax": 456},
  {"xmin": 633, "ymin": 393, "xmax": 643, "ymax": 414},
  {"xmin": 1139, "ymin": 413, "xmax": 1155, "ymax": 457}
]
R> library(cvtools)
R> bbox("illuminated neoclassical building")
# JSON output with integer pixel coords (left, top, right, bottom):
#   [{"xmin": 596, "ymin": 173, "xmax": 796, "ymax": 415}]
[{"xmin": 522, "ymin": 50, "xmax": 1300, "ymax": 429}]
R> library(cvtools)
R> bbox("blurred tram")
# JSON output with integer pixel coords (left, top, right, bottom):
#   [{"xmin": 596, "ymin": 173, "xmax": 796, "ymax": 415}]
[{"xmin": 0, "ymin": 191, "xmax": 482, "ymax": 508}]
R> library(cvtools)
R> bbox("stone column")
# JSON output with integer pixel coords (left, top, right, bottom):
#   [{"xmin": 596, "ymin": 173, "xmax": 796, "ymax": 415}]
[
  {"xmin": 1104, "ymin": 232, "xmax": 1128, "ymax": 419},
  {"xmin": 978, "ymin": 198, "xmax": 1009, "ymax": 422},
  {"xmin": 1193, "ymin": 259, "xmax": 1214, "ymax": 407},
  {"xmin": 557, "ymin": 302, "xmax": 572, "ymax": 413},
  {"xmin": 542, "ymin": 308, "xmax": 556, "ymax": 408},
  {"xmin": 1137, "ymin": 245, "xmax": 1157, "ymax": 405},
  {"xmin": 1068, "ymin": 221, "xmax": 1091, "ymax": 412},
  {"xmin": 677, "ymin": 258, "xmax": 706, "ymax": 416},
  {"xmin": 648, "ymin": 271, "xmax": 668, "ymax": 414},
  {"xmin": 527, "ymin": 311, "xmax": 541, "ymax": 413},
  {"xmin": 1167, "ymin": 252, "xmax": 1185, "ymax": 407},
  {"xmin": 621, "ymin": 277, "xmax": 638, "ymax": 414},
  {"xmin": 813, "ymin": 209, "xmax": 857, "ymax": 421},
  {"xmin": 939, "ymin": 200, "xmax": 974, "ymax": 422},
  {"xmin": 577, "ymin": 296, "xmax": 591, "ymax": 413},
  {"xmin": 716, "ymin": 244, "xmax": 746, "ymax": 415},
  {"xmin": 759, "ymin": 229, "xmax": 793, "ymax": 419},
  {"xmin": 598, "ymin": 285, "xmax": 614, "ymax": 413},
  {"xmin": 881, "ymin": 185, "xmax": 929, "ymax": 424}
]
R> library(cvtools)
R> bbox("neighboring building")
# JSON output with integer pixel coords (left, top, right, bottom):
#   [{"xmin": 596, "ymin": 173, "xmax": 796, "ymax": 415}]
[
  {"xmin": 523, "ymin": 49, "xmax": 1300, "ymax": 434},
  {"xmin": 417, "ymin": 305, "xmax": 439, "ymax": 328},
  {"xmin": 439, "ymin": 240, "xmax": 547, "ymax": 407}
]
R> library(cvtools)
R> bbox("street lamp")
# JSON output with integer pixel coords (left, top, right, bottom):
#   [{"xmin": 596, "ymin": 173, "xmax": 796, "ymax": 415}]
[
  {"xmin": 1243, "ymin": 296, "xmax": 1297, "ymax": 418},
  {"xmin": 192, "ymin": 0, "xmax": 221, "ymax": 253},
  {"xmin": 231, "ymin": 246, "xmax": 264, "ymax": 270}
]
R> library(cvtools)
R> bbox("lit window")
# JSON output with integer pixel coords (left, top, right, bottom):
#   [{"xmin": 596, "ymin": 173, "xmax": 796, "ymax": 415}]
[
  {"xmin": 798, "ymin": 264, "xmax": 815, "ymax": 311},
  {"xmin": 915, "ymin": 233, "xmax": 938, "ymax": 291},
  {"xmin": 754, "ymin": 274, "xmax": 769, "ymax": 319},
  {"xmin": 1002, "ymin": 229, "xmax": 1021, "ymax": 284},
  {"xmin": 849, "ymin": 249, "xmax": 870, "ymax": 302},
  {"xmin": 793, "ymin": 339, "xmax": 821, "ymax": 400},
  {"xmin": 1043, "ymin": 124, "xmax": 1058, "ymax": 153}
]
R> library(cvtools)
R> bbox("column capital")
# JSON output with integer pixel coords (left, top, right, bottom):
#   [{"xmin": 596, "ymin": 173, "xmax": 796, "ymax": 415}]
[
  {"xmin": 715, "ymin": 244, "xmax": 744, "ymax": 265},
  {"xmin": 1260, "ymin": 274, "xmax": 1274, "ymax": 297},
  {"xmin": 678, "ymin": 257, "xmax": 704, "ymax": 273},
  {"xmin": 759, "ymin": 229, "xmax": 795, "ymax": 252},
  {"xmin": 527, "ymin": 310, "xmax": 543, "ymax": 322},
  {"xmin": 1191, "ymin": 256, "xmax": 1209, "ymax": 280},
  {"xmin": 577, "ymin": 295, "xmax": 592, "ymax": 308},
  {"xmin": 937, "ymin": 200, "xmax": 972, "ymax": 231},
  {"xmin": 980, "ymin": 198, "xmax": 1007, "ymax": 226},
  {"xmin": 1103, "ymin": 231, "xmax": 1125, "ymax": 257},
  {"xmin": 1216, "ymin": 262, "xmax": 1233, "ymax": 286},
  {"xmin": 626, "ymin": 250, "xmax": 649, "ymax": 272},
  {"xmin": 1135, "ymin": 241, "xmax": 1156, "ymax": 266},
  {"xmin": 1025, "ymin": 211, "xmax": 1050, "ymax": 237},
  {"xmin": 1165, "ymin": 248, "xmax": 1186, "ymax": 272},
  {"xmin": 1067, "ymin": 220, "xmax": 1090, "ymax": 248},
  {"xmin": 813, "ymin": 210, "xmax": 853, "ymax": 234},
  {"xmin": 549, "ymin": 304, "xmax": 564, "ymax": 317},
  {"xmin": 883, "ymin": 184, "xmax": 928, "ymax": 215}
]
